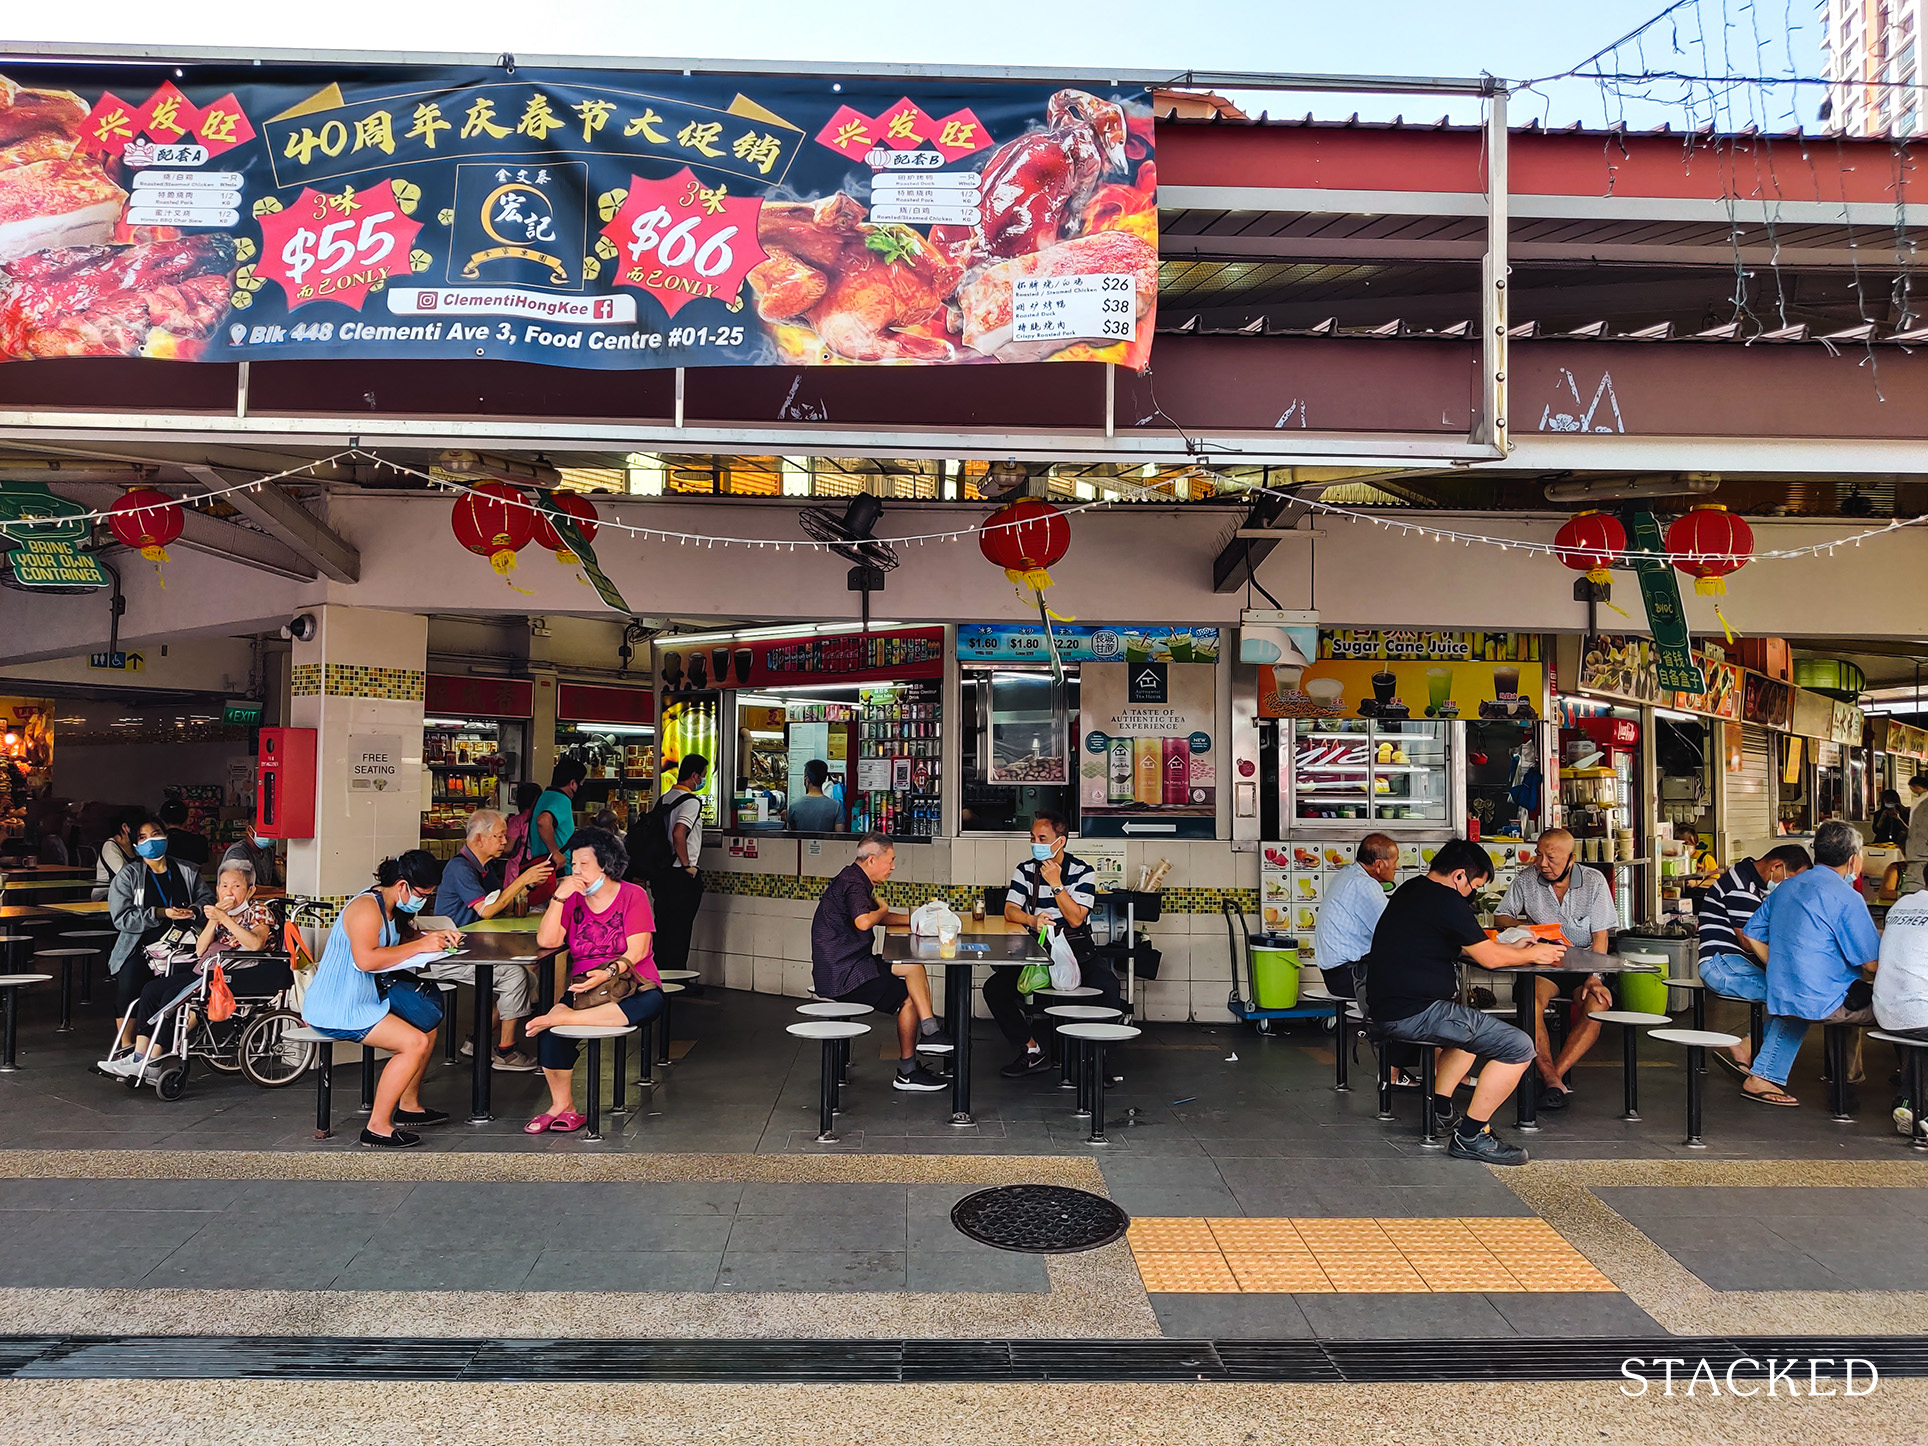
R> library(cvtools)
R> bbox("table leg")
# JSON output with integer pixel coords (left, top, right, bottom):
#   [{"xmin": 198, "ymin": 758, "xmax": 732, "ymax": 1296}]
[
  {"xmin": 0, "ymin": 985, "xmax": 18, "ymax": 1071},
  {"xmin": 639, "ymin": 1018, "xmax": 655, "ymax": 1088},
  {"xmin": 1073, "ymin": 1039, "xmax": 1092, "ymax": 1120},
  {"xmin": 836, "ymin": 1036, "xmax": 849, "ymax": 1088},
  {"xmin": 1684, "ymin": 1042, "xmax": 1706, "ymax": 1148},
  {"xmin": 1375, "ymin": 1038, "xmax": 1395, "ymax": 1121},
  {"xmin": 583, "ymin": 1039, "xmax": 603, "ymax": 1141},
  {"xmin": 78, "ymin": 952, "xmax": 92, "ymax": 1005},
  {"xmin": 946, "ymin": 963, "xmax": 973, "ymax": 1127},
  {"xmin": 440, "ymin": 992, "xmax": 458, "ymax": 1066},
  {"xmin": 1911, "ymin": 1048, "xmax": 1928, "ymax": 1152},
  {"xmin": 314, "ymin": 1040, "xmax": 333, "ymax": 1140},
  {"xmin": 1513, "ymin": 978, "xmax": 1540, "ymax": 1132},
  {"xmin": 468, "ymin": 964, "xmax": 494, "ymax": 1124},
  {"xmin": 1086, "ymin": 1042, "xmax": 1109, "ymax": 1144},
  {"xmin": 1827, "ymin": 1026, "xmax": 1853, "ymax": 1122},
  {"xmin": 537, "ymin": 954, "xmax": 555, "ymax": 1013},
  {"xmin": 1419, "ymin": 1044, "xmax": 1442, "ymax": 1149},
  {"xmin": 1691, "ymin": 990, "xmax": 1707, "ymax": 1074},
  {"xmin": 359, "ymin": 1046, "xmax": 376, "ymax": 1113},
  {"xmin": 1333, "ymin": 998, "xmax": 1350, "ymax": 1092},
  {"xmin": 1620, "ymin": 1024, "xmax": 1640, "ymax": 1122},
  {"xmin": 611, "ymin": 1033, "xmax": 629, "ymax": 1116},
  {"xmin": 818, "ymin": 1038, "xmax": 838, "ymax": 1142},
  {"xmin": 1059, "ymin": 1023, "xmax": 1076, "ymax": 1089},
  {"xmin": 657, "ymin": 989, "xmax": 673, "ymax": 1067},
  {"xmin": 55, "ymin": 959, "xmax": 72, "ymax": 1033}
]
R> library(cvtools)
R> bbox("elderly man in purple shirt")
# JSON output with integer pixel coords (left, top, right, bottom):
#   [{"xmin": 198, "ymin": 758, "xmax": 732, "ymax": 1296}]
[{"xmin": 810, "ymin": 833, "xmax": 948, "ymax": 1092}]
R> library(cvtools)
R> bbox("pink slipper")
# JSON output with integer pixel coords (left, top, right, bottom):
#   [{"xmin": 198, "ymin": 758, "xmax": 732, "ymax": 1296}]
[
  {"xmin": 523, "ymin": 1113, "xmax": 559, "ymax": 1135},
  {"xmin": 547, "ymin": 1110, "xmax": 587, "ymax": 1133}
]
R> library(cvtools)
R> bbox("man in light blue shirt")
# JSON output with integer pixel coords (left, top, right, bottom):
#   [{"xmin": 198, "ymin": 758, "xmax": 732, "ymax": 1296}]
[
  {"xmin": 1314, "ymin": 833, "xmax": 1398, "ymax": 999},
  {"xmin": 1741, "ymin": 819, "xmax": 1882, "ymax": 1108}
]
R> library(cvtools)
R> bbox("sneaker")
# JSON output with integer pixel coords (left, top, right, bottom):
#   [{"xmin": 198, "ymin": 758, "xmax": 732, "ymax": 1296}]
[
  {"xmin": 96, "ymin": 1054, "xmax": 140, "ymax": 1078},
  {"xmin": 1447, "ymin": 1125, "xmax": 1528, "ymax": 1166},
  {"xmin": 914, "ymin": 1028, "xmax": 954, "ymax": 1054},
  {"xmin": 999, "ymin": 1047, "xmax": 1053, "ymax": 1078},
  {"xmin": 492, "ymin": 1048, "xmax": 539, "ymax": 1072},
  {"xmin": 1431, "ymin": 1100, "xmax": 1459, "ymax": 1133},
  {"xmin": 359, "ymin": 1127, "xmax": 422, "ymax": 1149},
  {"xmin": 1895, "ymin": 1102, "xmax": 1916, "ymax": 1137},
  {"xmin": 460, "ymin": 1039, "xmax": 475, "ymax": 1058},
  {"xmin": 892, "ymin": 1065, "xmax": 949, "ymax": 1092}
]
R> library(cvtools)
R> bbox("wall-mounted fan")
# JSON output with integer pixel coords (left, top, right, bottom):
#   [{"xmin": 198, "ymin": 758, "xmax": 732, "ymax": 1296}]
[{"xmin": 799, "ymin": 495, "xmax": 900, "ymax": 630}]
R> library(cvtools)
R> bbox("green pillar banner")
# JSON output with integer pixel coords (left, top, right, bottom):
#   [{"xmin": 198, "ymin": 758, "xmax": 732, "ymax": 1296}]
[
  {"xmin": 1625, "ymin": 510, "xmax": 1706, "ymax": 695},
  {"xmin": 529, "ymin": 491, "xmax": 631, "ymax": 616},
  {"xmin": 0, "ymin": 483, "xmax": 107, "ymax": 590}
]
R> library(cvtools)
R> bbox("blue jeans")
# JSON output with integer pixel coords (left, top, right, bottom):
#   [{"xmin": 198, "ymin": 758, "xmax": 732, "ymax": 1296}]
[
  {"xmin": 1750, "ymin": 1002, "xmax": 1875, "ymax": 1087},
  {"xmin": 1698, "ymin": 952, "xmax": 1766, "ymax": 1001}
]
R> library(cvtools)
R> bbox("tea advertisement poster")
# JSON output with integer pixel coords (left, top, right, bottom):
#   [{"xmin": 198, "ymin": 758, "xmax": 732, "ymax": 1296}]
[{"xmin": 1078, "ymin": 662, "xmax": 1216, "ymax": 837}]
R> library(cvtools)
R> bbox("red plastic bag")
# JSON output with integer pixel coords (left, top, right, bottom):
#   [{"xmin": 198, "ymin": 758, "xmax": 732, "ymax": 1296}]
[{"xmin": 206, "ymin": 963, "xmax": 236, "ymax": 1022}]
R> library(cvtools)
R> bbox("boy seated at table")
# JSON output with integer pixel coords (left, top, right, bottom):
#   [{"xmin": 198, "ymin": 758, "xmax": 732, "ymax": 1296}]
[{"xmin": 1361, "ymin": 839, "xmax": 1567, "ymax": 1166}]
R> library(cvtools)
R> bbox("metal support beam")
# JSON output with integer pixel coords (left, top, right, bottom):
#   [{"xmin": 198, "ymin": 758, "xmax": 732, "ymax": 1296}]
[
  {"xmin": 1477, "ymin": 89, "xmax": 1510, "ymax": 457},
  {"xmin": 47, "ymin": 481, "xmax": 318, "ymax": 581},
  {"xmin": 1212, "ymin": 479, "xmax": 1299, "ymax": 594},
  {"xmin": 184, "ymin": 464, "xmax": 361, "ymax": 583}
]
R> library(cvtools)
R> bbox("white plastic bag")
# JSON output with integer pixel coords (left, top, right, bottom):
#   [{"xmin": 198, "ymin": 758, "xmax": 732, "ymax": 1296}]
[
  {"xmin": 1046, "ymin": 928, "xmax": 1082, "ymax": 991},
  {"xmin": 908, "ymin": 899, "xmax": 961, "ymax": 937}
]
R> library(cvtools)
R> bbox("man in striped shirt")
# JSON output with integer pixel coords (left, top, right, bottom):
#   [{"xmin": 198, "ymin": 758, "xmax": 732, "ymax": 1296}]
[
  {"xmin": 1697, "ymin": 844, "xmax": 1812, "ymax": 1071},
  {"xmin": 989, "ymin": 809, "xmax": 1120, "ymax": 1077}
]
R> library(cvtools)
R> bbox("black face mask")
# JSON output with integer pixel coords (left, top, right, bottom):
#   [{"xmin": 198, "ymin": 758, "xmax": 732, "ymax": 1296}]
[{"xmin": 1545, "ymin": 860, "xmax": 1574, "ymax": 885}]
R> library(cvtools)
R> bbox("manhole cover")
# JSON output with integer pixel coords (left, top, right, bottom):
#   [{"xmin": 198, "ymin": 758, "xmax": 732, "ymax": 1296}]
[{"xmin": 950, "ymin": 1184, "xmax": 1129, "ymax": 1254}]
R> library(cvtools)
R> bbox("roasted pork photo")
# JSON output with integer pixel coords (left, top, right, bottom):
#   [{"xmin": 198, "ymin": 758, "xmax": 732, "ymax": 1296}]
[
  {"xmin": 955, "ymin": 229, "xmax": 1158, "ymax": 364},
  {"xmin": 0, "ymin": 157, "xmax": 128, "ymax": 263},
  {"xmin": 0, "ymin": 234, "xmax": 237, "ymax": 359}
]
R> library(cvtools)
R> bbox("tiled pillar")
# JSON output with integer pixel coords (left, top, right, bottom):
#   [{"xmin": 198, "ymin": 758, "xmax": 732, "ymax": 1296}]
[{"xmin": 286, "ymin": 606, "xmax": 428, "ymax": 911}]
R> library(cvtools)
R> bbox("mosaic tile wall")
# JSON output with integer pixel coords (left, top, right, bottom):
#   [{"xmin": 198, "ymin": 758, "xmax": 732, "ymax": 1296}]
[
  {"xmin": 698, "ymin": 870, "xmax": 1256, "ymax": 916},
  {"xmin": 290, "ymin": 664, "xmax": 322, "ymax": 698},
  {"xmin": 322, "ymin": 664, "xmax": 426, "ymax": 701}
]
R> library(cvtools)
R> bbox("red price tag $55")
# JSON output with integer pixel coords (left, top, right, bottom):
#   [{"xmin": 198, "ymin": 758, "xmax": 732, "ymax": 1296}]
[{"xmin": 254, "ymin": 180, "xmax": 423, "ymax": 312}]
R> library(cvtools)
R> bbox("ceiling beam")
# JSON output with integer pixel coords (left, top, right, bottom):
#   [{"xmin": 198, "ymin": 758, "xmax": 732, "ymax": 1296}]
[
  {"xmin": 184, "ymin": 465, "xmax": 361, "ymax": 584},
  {"xmin": 48, "ymin": 481, "xmax": 318, "ymax": 581}
]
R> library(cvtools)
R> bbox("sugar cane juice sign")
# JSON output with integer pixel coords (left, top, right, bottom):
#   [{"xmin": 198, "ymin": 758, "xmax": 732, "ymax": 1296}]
[{"xmin": 0, "ymin": 65, "xmax": 1156, "ymax": 371}]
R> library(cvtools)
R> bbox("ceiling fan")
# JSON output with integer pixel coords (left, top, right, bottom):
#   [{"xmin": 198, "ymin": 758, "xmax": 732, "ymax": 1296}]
[{"xmin": 799, "ymin": 494, "xmax": 900, "ymax": 631}]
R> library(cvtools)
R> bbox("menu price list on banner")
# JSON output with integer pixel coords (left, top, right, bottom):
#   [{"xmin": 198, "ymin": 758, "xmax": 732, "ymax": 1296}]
[
  {"xmin": 1012, "ymin": 273, "xmax": 1137, "ymax": 343},
  {"xmin": 868, "ymin": 171, "xmax": 980, "ymax": 225}
]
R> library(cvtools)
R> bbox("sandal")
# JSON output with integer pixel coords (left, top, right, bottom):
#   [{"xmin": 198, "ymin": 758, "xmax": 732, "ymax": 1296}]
[
  {"xmin": 1713, "ymin": 1052, "xmax": 1750, "ymax": 1080},
  {"xmin": 547, "ymin": 1111, "xmax": 588, "ymax": 1133},
  {"xmin": 1539, "ymin": 1086, "xmax": 1570, "ymax": 1111},
  {"xmin": 1743, "ymin": 1084, "xmax": 1799, "ymax": 1107},
  {"xmin": 523, "ymin": 1113, "xmax": 559, "ymax": 1135}
]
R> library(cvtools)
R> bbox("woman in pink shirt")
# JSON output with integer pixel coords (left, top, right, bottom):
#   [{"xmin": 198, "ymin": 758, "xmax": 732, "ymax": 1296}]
[{"xmin": 522, "ymin": 827, "xmax": 661, "ymax": 1133}]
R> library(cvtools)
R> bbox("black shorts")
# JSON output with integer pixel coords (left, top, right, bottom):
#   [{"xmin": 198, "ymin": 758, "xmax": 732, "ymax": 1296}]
[
  {"xmin": 837, "ymin": 972, "xmax": 910, "ymax": 1013},
  {"xmin": 1539, "ymin": 970, "xmax": 1600, "ymax": 998}
]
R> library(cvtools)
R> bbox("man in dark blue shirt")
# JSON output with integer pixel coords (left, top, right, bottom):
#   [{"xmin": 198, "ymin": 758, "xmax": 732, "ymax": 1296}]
[
  {"xmin": 422, "ymin": 809, "xmax": 553, "ymax": 1073},
  {"xmin": 810, "ymin": 834, "xmax": 947, "ymax": 1091}
]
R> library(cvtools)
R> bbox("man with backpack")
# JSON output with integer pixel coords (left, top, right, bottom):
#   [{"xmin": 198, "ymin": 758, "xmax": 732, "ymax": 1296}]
[{"xmin": 630, "ymin": 754, "xmax": 709, "ymax": 975}]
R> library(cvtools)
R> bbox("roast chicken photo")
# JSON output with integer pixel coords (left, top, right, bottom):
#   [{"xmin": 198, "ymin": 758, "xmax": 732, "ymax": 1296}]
[{"xmin": 749, "ymin": 88, "xmax": 1157, "ymax": 366}]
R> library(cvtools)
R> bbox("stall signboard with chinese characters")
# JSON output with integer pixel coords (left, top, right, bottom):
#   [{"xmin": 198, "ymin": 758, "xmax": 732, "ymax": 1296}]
[
  {"xmin": 957, "ymin": 624, "xmax": 1220, "ymax": 664},
  {"xmin": 1672, "ymin": 656, "xmax": 1743, "ymax": 720},
  {"xmin": 0, "ymin": 65, "xmax": 1156, "ymax": 371},
  {"xmin": 667, "ymin": 628, "xmax": 944, "ymax": 690},
  {"xmin": 1079, "ymin": 662, "xmax": 1218, "ymax": 838},
  {"xmin": 1577, "ymin": 633, "xmax": 1665, "ymax": 704},
  {"xmin": 1625, "ymin": 511, "xmax": 1707, "ymax": 694},
  {"xmin": 1262, "ymin": 659, "xmax": 1545, "ymax": 721}
]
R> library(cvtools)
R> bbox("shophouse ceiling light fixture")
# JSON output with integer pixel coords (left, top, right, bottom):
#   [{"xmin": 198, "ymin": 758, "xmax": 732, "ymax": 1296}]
[{"xmin": 1542, "ymin": 475, "xmax": 1721, "ymax": 503}]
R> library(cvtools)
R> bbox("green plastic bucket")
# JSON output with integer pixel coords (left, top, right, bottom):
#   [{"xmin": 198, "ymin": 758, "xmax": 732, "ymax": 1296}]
[
  {"xmin": 1617, "ymin": 955, "xmax": 1670, "ymax": 1015},
  {"xmin": 1251, "ymin": 942, "xmax": 1301, "ymax": 1010}
]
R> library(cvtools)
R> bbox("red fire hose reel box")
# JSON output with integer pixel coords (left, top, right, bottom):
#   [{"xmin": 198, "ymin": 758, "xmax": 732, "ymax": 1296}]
[{"xmin": 256, "ymin": 727, "xmax": 317, "ymax": 839}]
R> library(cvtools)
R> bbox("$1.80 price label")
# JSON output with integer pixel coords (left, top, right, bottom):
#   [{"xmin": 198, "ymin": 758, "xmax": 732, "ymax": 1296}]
[
  {"xmin": 253, "ymin": 180, "xmax": 423, "ymax": 312},
  {"xmin": 600, "ymin": 167, "xmax": 768, "ymax": 320},
  {"xmin": 1011, "ymin": 272, "xmax": 1137, "ymax": 344}
]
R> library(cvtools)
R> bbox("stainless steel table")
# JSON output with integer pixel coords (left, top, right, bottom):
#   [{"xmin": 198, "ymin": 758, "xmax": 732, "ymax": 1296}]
[
  {"xmin": 1464, "ymin": 948, "xmax": 1662, "ymax": 1132},
  {"xmin": 882, "ymin": 926, "xmax": 1045, "ymax": 1127},
  {"xmin": 442, "ymin": 931, "xmax": 556, "ymax": 1123}
]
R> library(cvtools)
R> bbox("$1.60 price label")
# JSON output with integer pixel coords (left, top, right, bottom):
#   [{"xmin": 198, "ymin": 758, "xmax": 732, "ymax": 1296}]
[
  {"xmin": 1011, "ymin": 272, "xmax": 1137, "ymax": 344},
  {"xmin": 253, "ymin": 180, "xmax": 424, "ymax": 312},
  {"xmin": 599, "ymin": 167, "xmax": 768, "ymax": 320}
]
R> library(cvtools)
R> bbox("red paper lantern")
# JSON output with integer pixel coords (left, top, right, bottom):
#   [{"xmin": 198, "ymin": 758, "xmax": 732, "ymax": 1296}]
[
  {"xmin": 978, "ymin": 499, "xmax": 1070, "ymax": 591},
  {"xmin": 1552, "ymin": 509, "xmax": 1625, "ymax": 585},
  {"xmin": 106, "ymin": 487, "xmax": 183, "ymax": 563},
  {"xmin": 1665, "ymin": 504, "xmax": 1754, "ymax": 595},
  {"xmin": 450, "ymin": 482, "xmax": 535, "ymax": 578},
  {"xmin": 531, "ymin": 491, "xmax": 600, "ymax": 564}
]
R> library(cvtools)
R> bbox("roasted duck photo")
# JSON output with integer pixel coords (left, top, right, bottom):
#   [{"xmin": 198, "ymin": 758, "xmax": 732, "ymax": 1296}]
[{"xmin": 749, "ymin": 88, "xmax": 1157, "ymax": 366}]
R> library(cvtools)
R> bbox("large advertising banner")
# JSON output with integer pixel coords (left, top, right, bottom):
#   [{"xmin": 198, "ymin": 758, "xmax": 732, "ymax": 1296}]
[
  {"xmin": 0, "ymin": 66, "xmax": 1157, "ymax": 370},
  {"xmin": 1078, "ymin": 661, "xmax": 1217, "ymax": 838}
]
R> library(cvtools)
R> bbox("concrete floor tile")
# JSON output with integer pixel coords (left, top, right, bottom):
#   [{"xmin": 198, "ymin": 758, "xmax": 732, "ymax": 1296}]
[
  {"xmin": 523, "ymin": 1250, "xmax": 723, "ymax": 1293},
  {"xmin": 332, "ymin": 1246, "xmax": 541, "ymax": 1292},
  {"xmin": 905, "ymin": 1250, "xmax": 1048, "ymax": 1293},
  {"xmin": 1294, "ymin": 1291, "xmax": 1519, "ymax": 1339},
  {"xmin": 716, "ymin": 1250, "xmax": 906, "ymax": 1292},
  {"xmin": 1148, "ymin": 1291, "xmax": 1317, "ymax": 1338}
]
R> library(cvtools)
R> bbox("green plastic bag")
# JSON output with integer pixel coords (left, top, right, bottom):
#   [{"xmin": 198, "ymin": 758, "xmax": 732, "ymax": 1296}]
[{"xmin": 1016, "ymin": 961, "xmax": 1052, "ymax": 996}]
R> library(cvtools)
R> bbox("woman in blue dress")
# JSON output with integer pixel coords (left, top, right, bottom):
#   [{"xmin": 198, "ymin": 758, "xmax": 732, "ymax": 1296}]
[{"xmin": 303, "ymin": 851, "xmax": 461, "ymax": 1148}]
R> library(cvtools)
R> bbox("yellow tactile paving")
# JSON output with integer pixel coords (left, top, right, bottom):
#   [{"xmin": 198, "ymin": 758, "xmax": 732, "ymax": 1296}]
[{"xmin": 1125, "ymin": 1217, "xmax": 1616, "ymax": 1295}]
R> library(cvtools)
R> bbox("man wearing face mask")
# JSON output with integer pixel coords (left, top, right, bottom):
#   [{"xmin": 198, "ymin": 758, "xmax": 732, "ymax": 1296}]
[
  {"xmin": 221, "ymin": 829, "xmax": 282, "ymax": 889},
  {"xmin": 988, "ymin": 809, "xmax": 1123, "ymax": 1078},
  {"xmin": 1493, "ymin": 828, "xmax": 1618, "ymax": 1110}
]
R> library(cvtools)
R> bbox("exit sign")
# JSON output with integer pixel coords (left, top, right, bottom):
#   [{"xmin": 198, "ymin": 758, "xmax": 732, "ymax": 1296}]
[{"xmin": 223, "ymin": 701, "xmax": 264, "ymax": 726}]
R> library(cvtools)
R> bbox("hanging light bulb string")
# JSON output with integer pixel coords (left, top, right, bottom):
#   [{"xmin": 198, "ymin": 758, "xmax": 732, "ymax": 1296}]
[{"xmin": 0, "ymin": 450, "xmax": 363, "ymax": 533}]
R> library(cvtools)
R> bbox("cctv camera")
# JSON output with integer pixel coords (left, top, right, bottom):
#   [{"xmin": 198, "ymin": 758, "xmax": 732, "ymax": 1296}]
[{"xmin": 279, "ymin": 613, "xmax": 317, "ymax": 643}]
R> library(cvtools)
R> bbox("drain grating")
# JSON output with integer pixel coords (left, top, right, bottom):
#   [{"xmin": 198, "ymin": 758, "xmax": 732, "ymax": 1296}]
[{"xmin": 950, "ymin": 1184, "xmax": 1129, "ymax": 1254}]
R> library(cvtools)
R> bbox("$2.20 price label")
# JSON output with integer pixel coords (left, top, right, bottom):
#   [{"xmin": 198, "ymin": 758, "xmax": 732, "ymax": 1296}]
[
  {"xmin": 601, "ymin": 166, "xmax": 768, "ymax": 320},
  {"xmin": 1011, "ymin": 272, "xmax": 1137, "ymax": 344},
  {"xmin": 253, "ymin": 180, "xmax": 423, "ymax": 312}
]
